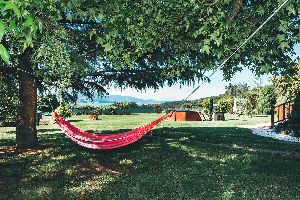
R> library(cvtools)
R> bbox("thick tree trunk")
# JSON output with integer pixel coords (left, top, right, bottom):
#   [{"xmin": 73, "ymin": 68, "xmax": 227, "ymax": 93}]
[{"xmin": 16, "ymin": 49, "xmax": 38, "ymax": 149}]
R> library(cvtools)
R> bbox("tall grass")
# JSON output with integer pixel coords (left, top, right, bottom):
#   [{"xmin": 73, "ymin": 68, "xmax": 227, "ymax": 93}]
[{"xmin": 1, "ymin": 113, "xmax": 300, "ymax": 199}]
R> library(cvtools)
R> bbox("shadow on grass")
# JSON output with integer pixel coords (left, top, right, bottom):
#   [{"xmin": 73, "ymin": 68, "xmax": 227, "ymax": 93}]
[
  {"xmin": 86, "ymin": 129, "xmax": 132, "ymax": 135},
  {"xmin": 66, "ymin": 120, "xmax": 83, "ymax": 123},
  {"xmin": 38, "ymin": 129, "xmax": 62, "ymax": 133},
  {"xmin": 1, "ymin": 127, "xmax": 300, "ymax": 199}
]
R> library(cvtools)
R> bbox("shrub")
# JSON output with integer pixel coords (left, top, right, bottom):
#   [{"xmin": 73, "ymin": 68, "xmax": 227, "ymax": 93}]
[
  {"xmin": 288, "ymin": 92, "xmax": 300, "ymax": 135},
  {"xmin": 154, "ymin": 104, "xmax": 162, "ymax": 113},
  {"xmin": 53, "ymin": 104, "xmax": 72, "ymax": 122}
]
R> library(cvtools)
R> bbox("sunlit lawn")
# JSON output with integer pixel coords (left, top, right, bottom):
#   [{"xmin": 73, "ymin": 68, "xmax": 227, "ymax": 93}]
[{"xmin": 1, "ymin": 113, "xmax": 300, "ymax": 199}]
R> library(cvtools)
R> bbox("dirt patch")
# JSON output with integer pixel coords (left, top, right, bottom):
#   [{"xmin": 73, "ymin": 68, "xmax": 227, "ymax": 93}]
[{"xmin": 0, "ymin": 142, "xmax": 57, "ymax": 156}]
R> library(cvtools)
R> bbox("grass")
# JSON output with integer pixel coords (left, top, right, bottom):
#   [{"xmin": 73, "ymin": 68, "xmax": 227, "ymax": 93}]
[{"xmin": 1, "ymin": 113, "xmax": 300, "ymax": 199}]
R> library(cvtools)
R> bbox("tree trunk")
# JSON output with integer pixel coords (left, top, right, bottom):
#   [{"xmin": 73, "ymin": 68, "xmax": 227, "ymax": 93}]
[{"xmin": 16, "ymin": 49, "xmax": 38, "ymax": 149}]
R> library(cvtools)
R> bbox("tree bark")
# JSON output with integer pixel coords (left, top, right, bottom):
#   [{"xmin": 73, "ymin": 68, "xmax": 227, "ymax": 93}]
[{"xmin": 16, "ymin": 48, "xmax": 38, "ymax": 149}]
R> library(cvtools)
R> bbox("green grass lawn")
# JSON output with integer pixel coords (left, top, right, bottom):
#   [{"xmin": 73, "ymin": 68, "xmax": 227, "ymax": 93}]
[{"xmin": 1, "ymin": 113, "xmax": 300, "ymax": 199}]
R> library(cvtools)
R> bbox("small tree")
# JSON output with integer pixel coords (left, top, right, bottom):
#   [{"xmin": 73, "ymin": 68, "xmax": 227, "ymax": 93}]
[
  {"xmin": 245, "ymin": 94, "xmax": 257, "ymax": 117},
  {"xmin": 106, "ymin": 105, "xmax": 118, "ymax": 115},
  {"xmin": 119, "ymin": 102, "xmax": 130, "ymax": 114},
  {"xmin": 154, "ymin": 104, "xmax": 162, "ymax": 114},
  {"xmin": 217, "ymin": 98, "xmax": 232, "ymax": 113},
  {"xmin": 53, "ymin": 104, "xmax": 72, "ymax": 122},
  {"xmin": 257, "ymin": 85, "xmax": 276, "ymax": 115},
  {"xmin": 201, "ymin": 98, "xmax": 211, "ymax": 110}
]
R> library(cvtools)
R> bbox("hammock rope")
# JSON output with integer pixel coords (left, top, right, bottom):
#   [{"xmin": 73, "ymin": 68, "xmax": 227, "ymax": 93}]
[{"xmin": 54, "ymin": 111, "xmax": 173, "ymax": 149}]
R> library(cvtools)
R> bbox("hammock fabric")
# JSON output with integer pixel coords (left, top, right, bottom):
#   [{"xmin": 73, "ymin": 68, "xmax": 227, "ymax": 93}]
[{"xmin": 54, "ymin": 111, "xmax": 173, "ymax": 149}]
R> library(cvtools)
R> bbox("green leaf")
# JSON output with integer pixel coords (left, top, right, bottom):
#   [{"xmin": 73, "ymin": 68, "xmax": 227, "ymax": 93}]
[
  {"xmin": 202, "ymin": 45, "xmax": 210, "ymax": 55},
  {"xmin": 278, "ymin": 42, "xmax": 290, "ymax": 51},
  {"xmin": 66, "ymin": 13, "xmax": 73, "ymax": 22},
  {"xmin": 103, "ymin": 43, "xmax": 113, "ymax": 52},
  {"xmin": 0, "ymin": 20, "xmax": 8, "ymax": 41},
  {"xmin": 5, "ymin": 19, "xmax": 18, "ymax": 36},
  {"xmin": 0, "ymin": 44, "xmax": 10, "ymax": 62},
  {"xmin": 3, "ymin": 1, "xmax": 21, "ymax": 19},
  {"xmin": 24, "ymin": 16, "xmax": 34, "ymax": 26}
]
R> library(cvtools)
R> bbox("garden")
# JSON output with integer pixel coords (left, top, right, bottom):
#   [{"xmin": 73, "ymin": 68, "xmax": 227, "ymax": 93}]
[{"xmin": 1, "ymin": 113, "xmax": 300, "ymax": 199}]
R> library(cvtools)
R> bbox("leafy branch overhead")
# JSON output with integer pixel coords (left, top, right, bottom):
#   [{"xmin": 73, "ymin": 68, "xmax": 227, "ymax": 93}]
[{"xmin": 1, "ymin": 0, "xmax": 300, "ymax": 94}]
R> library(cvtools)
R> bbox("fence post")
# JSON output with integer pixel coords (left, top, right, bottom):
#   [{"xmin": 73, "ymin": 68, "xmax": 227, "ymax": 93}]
[
  {"xmin": 283, "ymin": 103, "xmax": 287, "ymax": 120},
  {"xmin": 271, "ymin": 105, "xmax": 275, "ymax": 127}
]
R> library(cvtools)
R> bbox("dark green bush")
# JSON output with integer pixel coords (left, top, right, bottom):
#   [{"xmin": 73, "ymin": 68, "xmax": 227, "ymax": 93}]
[{"xmin": 288, "ymin": 92, "xmax": 300, "ymax": 136}]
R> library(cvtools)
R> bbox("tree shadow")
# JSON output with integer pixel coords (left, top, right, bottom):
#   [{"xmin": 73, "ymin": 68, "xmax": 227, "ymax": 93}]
[
  {"xmin": 66, "ymin": 120, "xmax": 83, "ymax": 122},
  {"xmin": 38, "ymin": 129, "xmax": 62, "ymax": 133},
  {"xmin": 2, "ymin": 125, "xmax": 300, "ymax": 199}
]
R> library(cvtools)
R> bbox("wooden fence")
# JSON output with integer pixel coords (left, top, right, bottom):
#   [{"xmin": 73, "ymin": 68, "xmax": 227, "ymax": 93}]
[{"xmin": 271, "ymin": 100, "xmax": 294, "ymax": 127}]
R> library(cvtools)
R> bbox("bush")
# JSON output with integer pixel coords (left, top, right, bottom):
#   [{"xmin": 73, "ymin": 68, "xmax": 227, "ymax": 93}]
[
  {"xmin": 288, "ymin": 92, "xmax": 300, "ymax": 135},
  {"xmin": 53, "ymin": 104, "xmax": 72, "ymax": 122},
  {"xmin": 217, "ymin": 98, "xmax": 232, "ymax": 113},
  {"xmin": 154, "ymin": 104, "xmax": 162, "ymax": 113}
]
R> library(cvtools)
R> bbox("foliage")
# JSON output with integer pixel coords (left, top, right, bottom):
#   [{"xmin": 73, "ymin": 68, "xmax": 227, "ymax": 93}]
[
  {"xmin": 225, "ymin": 83, "xmax": 249, "ymax": 98},
  {"xmin": 3, "ymin": 0, "xmax": 300, "ymax": 147},
  {"xmin": 128, "ymin": 102, "xmax": 138, "ymax": 108},
  {"xmin": 288, "ymin": 92, "xmax": 300, "ymax": 134},
  {"xmin": 118, "ymin": 102, "xmax": 130, "ymax": 114},
  {"xmin": 154, "ymin": 104, "xmax": 162, "ymax": 114},
  {"xmin": 208, "ymin": 97, "xmax": 214, "ymax": 120},
  {"xmin": 245, "ymin": 94, "xmax": 258, "ymax": 117},
  {"xmin": 271, "ymin": 64, "xmax": 300, "ymax": 99},
  {"xmin": 256, "ymin": 85, "xmax": 276, "ymax": 115},
  {"xmin": 217, "ymin": 98, "xmax": 233, "ymax": 113},
  {"xmin": 2, "ymin": 0, "xmax": 300, "ymax": 89},
  {"xmin": 93, "ymin": 109, "xmax": 100, "ymax": 115},
  {"xmin": 82, "ymin": 105, "xmax": 95, "ymax": 114},
  {"xmin": 53, "ymin": 105, "xmax": 72, "ymax": 121},
  {"xmin": 160, "ymin": 101, "xmax": 188, "ymax": 110},
  {"xmin": 201, "ymin": 98, "xmax": 211, "ymax": 110},
  {"xmin": 37, "ymin": 94, "xmax": 59, "ymax": 113},
  {"xmin": 0, "ymin": 75, "xmax": 18, "ymax": 123},
  {"xmin": 180, "ymin": 103, "xmax": 191, "ymax": 110},
  {"xmin": 105, "ymin": 105, "xmax": 118, "ymax": 115}
]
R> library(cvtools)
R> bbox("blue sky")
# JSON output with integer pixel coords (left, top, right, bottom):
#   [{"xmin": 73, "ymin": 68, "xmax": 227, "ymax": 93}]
[
  {"xmin": 107, "ymin": 43, "xmax": 300, "ymax": 102},
  {"xmin": 107, "ymin": 68, "xmax": 272, "ymax": 102}
]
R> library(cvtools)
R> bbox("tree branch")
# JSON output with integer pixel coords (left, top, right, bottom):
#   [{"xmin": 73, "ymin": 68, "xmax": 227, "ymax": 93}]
[
  {"xmin": 204, "ymin": 0, "xmax": 220, "ymax": 6},
  {"xmin": 226, "ymin": 0, "xmax": 243, "ymax": 24},
  {"xmin": 87, "ymin": 68, "xmax": 163, "ymax": 76},
  {"xmin": 58, "ymin": 19, "xmax": 101, "ymax": 25}
]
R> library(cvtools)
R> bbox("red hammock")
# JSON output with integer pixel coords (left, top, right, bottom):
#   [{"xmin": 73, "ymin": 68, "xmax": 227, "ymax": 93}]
[{"xmin": 54, "ymin": 111, "xmax": 172, "ymax": 149}]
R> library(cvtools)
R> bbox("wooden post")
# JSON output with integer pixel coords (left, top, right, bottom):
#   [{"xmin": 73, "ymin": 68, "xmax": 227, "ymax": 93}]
[
  {"xmin": 278, "ymin": 105, "xmax": 281, "ymax": 122},
  {"xmin": 271, "ymin": 105, "xmax": 275, "ymax": 127},
  {"xmin": 284, "ymin": 103, "xmax": 287, "ymax": 119}
]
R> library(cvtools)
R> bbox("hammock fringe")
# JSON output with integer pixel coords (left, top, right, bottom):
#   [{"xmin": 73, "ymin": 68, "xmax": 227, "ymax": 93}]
[{"xmin": 54, "ymin": 111, "xmax": 173, "ymax": 149}]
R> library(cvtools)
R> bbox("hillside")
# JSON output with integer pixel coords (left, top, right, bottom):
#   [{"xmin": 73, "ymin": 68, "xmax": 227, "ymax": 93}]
[{"xmin": 76, "ymin": 94, "xmax": 166, "ymax": 106}]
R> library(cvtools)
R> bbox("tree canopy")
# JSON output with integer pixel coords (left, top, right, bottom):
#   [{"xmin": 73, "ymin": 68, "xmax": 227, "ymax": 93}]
[
  {"xmin": 2, "ymin": 0, "xmax": 300, "ymax": 90},
  {"xmin": 2, "ymin": 0, "xmax": 300, "ymax": 148}
]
